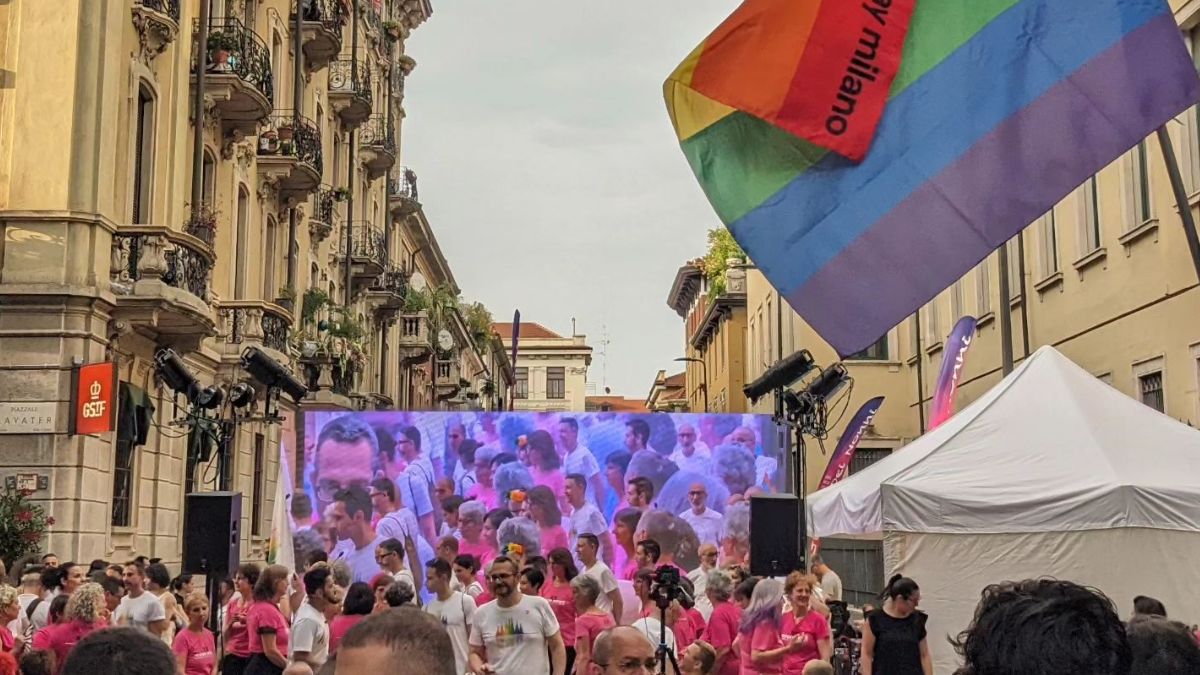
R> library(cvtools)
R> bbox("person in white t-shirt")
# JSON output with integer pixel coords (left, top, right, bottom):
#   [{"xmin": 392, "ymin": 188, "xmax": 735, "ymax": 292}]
[
  {"xmin": 424, "ymin": 558, "xmax": 476, "ymax": 675},
  {"xmin": 290, "ymin": 566, "xmax": 339, "ymax": 669},
  {"xmin": 558, "ymin": 418, "xmax": 605, "ymax": 506},
  {"xmin": 678, "ymin": 483, "xmax": 724, "ymax": 547},
  {"xmin": 669, "ymin": 424, "xmax": 712, "ymax": 476},
  {"xmin": 114, "ymin": 561, "xmax": 167, "ymax": 636},
  {"xmin": 330, "ymin": 486, "xmax": 387, "ymax": 585},
  {"xmin": 391, "ymin": 425, "xmax": 438, "ymax": 546},
  {"xmin": 565, "ymin": 474, "xmax": 613, "ymax": 566},
  {"xmin": 575, "ymin": 533, "xmax": 623, "ymax": 626},
  {"xmin": 469, "ymin": 556, "xmax": 565, "ymax": 675},
  {"xmin": 371, "ymin": 478, "xmax": 434, "ymax": 581}
]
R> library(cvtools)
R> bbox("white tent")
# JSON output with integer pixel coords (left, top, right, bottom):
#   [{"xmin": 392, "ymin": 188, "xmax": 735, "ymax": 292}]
[{"xmin": 809, "ymin": 346, "xmax": 1200, "ymax": 673}]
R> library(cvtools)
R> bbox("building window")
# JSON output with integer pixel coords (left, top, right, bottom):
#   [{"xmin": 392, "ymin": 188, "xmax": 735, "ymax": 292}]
[
  {"xmin": 234, "ymin": 186, "xmax": 249, "ymax": 298},
  {"xmin": 976, "ymin": 260, "xmax": 992, "ymax": 316},
  {"xmin": 908, "ymin": 313, "xmax": 919, "ymax": 358},
  {"xmin": 1006, "ymin": 239, "xmax": 1021, "ymax": 299},
  {"xmin": 515, "ymin": 367, "xmax": 528, "ymax": 399},
  {"xmin": 132, "ymin": 84, "xmax": 155, "ymax": 224},
  {"xmin": 202, "ymin": 150, "xmax": 216, "ymax": 207},
  {"xmin": 1129, "ymin": 140, "xmax": 1152, "ymax": 228},
  {"xmin": 264, "ymin": 216, "xmax": 277, "ymax": 298},
  {"xmin": 1079, "ymin": 176, "xmax": 1102, "ymax": 254},
  {"xmin": 850, "ymin": 448, "xmax": 892, "ymax": 475},
  {"xmin": 1138, "ymin": 371, "xmax": 1164, "ymax": 413},
  {"xmin": 111, "ymin": 438, "xmax": 135, "ymax": 527},
  {"xmin": 923, "ymin": 300, "xmax": 941, "ymax": 344},
  {"xmin": 251, "ymin": 433, "xmax": 265, "ymax": 536},
  {"xmin": 849, "ymin": 335, "xmax": 889, "ymax": 361},
  {"xmin": 950, "ymin": 280, "xmax": 964, "ymax": 320},
  {"xmin": 1039, "ymin": 210, "xmax": 1059, "ymax": 277},
  {"xmin": 547, "ymin": 367, "xmax": 565, "ymax": 399}
]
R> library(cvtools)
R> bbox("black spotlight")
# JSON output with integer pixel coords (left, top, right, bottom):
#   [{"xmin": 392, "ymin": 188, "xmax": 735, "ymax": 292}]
[
  {"xmin": 743, "ymin": 349, "xmax": 816, "ymax": 403},
  {"xmin": 240, "ymin": 346, "xmax": 308, "ymax": 402},
  {"xmin": 229, "ymin": 382, "xmax": 257, "ymax": 408},
  {"xmin": 194, "ymin": 385, "xmax": 224, "ymax": 410},
  {"xmin": 806, "ymin": 363, "xmax": 850, "ymax": 402},
  {"xmin": 155, "ymin": 349, "xmax": 201, "ymax": 402}
]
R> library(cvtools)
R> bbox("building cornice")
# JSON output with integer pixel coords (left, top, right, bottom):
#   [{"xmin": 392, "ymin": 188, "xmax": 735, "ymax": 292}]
[
  {"xmin": 689, "ymin": 291, "xmax": 746, "ymax": 351},
  {"xmin": 666, "ymin": 261, "xmax": 704, "ymax": 318}
]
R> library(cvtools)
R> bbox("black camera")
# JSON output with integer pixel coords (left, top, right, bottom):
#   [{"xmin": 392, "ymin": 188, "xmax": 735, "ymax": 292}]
[{"xmin": 649, "ymin": 564, "xmax": 687, "ymax": 609}]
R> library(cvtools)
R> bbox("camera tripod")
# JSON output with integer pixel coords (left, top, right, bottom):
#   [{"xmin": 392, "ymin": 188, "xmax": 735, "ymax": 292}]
[{"xmin": 653, "ymin": 595, "xmax": 680, "ymax": 675}]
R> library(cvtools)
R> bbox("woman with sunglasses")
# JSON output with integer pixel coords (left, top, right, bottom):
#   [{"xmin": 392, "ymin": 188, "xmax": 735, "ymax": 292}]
[{"xmin": 173, "ymin": 592, "xmax": 217, "ymax": 675}]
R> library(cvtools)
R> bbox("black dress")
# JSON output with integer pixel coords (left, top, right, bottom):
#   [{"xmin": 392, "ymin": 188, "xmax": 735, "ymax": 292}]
[{"xmin": 867, "ymin": 609, "xmax": 927, "ymax": 675}]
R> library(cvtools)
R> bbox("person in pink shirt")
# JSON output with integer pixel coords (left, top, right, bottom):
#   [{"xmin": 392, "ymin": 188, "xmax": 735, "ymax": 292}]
[
  {"xmin": 222, "ymin": 563, "xmax": 260, "ymax": 675},
  {"xmin": 541, "ymin": 549, "xmax": 579, "ymax": 672},
  {"xmin": 705, "ymin": 569, "xmax": 743, "ymax": 675},
  {"xmin": 529, "ymin": 487, "xmax": 570, "ymax": 553},
  {"xmin": 736, "ymin": 579, "xmax": 806, "ymax": 675},
  {"xmin": 244, "ymin": 565, "xmax": 290, "ymax": 675},
  {"xmin": 173, "ymin": 592, "xmax": 217, "ymax": 675},
  {"xmin": 612, "ymin": 508, "xmax": 641, "ymax": 581},
  {"xmin": 465, "ymin": 450, "xmax": 500, "ymax": 509},
  {"xmin": 781, "ymin": 573, "xmax": 832, "ymax": 673},
  {"xmin": 570, "ymin": 574, "xmax": 616, "ymax": 675},
  {"xmin": 527, "ymin": 431, "xmax": 567, "ymax": 503},
  {"xmin": 479, "ymin": 508, "xmax": 509, "ymax": 568},
  {"xmin": 456, "ymin": 501, "xmax": 494, "ymax": 565},
  {"xmin": 0, "ymin": 585, "xmax": 23, "ymax": 658},
  {"xmin": 32, "ymin": 582, "xmax": 105, "ymax": 675},
  {"xmin": 329, "ymin": 582, "xmax": 373, "ymax": 655}
]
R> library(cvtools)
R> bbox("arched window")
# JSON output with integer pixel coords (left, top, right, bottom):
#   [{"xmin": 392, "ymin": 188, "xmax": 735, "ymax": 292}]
[
  {"xmin": 264, "ymin": 215, "xmax": 278, "ymax": 298},
  {"xmin": 234, "ymin": 185, "xmax": 250, "ymax": 297},
  {"xmin": 202, "ymin": 149, "xmax": 216, "ymax": 207},
  {"xmin": 132, "ymin": 83, "xmax": 156, "ymax": 224},
  {"xmin": 271, "ymin": 32, "xmax": 283, "ymax": 110}
]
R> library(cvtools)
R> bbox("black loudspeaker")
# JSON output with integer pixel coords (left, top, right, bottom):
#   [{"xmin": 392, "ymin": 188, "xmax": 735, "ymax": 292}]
[
  {"xmin": 182, "ymin": 492, "xmax": 242, "ymax": 577},
  {"xmin": 749, "ymin": 494, "xmax": 801, "ymax": 577}
]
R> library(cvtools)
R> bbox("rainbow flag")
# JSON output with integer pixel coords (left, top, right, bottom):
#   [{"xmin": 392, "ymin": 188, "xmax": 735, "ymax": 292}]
[{"xmin": 666, "ymin": 0, "xmax": 1200, "ymax": 357}]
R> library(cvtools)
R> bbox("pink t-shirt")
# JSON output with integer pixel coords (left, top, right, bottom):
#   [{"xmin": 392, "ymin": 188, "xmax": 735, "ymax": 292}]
[
  {"xmin": 173, "ymin": 628, "xmax": 217, "ymax": 675},
  {"xmin": 33, "ymin": 620, "xmax": 98, "ymax": 675},
  {"xmin": 458, "ymin": 538, "xmax": 495, "ymax": 567},
  {"xmin": 687, "ymin": 607, "xmax": 707, "ymax": 640},
  {"xmin": 706, "ymin": 601, "xmax": 742, "ymax": 675},
  {"xmin": 539, "ymin": 524, "xmax": 570, "ymax": 554},
  {"xmin": 743, "ymin": 622, "xmax": 783, "ymax": 675},
  {"xmin": 329, "ymin": 614, "xmax": 367, "ymax": 655},
  {"xmin": 541, "ymin": 580, "xmax": 577, "ymax": 645},
  {"xmin": 466, "ymin": 483, "xmax": 499, "ymax": 510},
  {"xmin": 0, "ymin": 625, "xmax": 13, "ymax": 652},
  {"xmin": 246, "ymin": 601, "xmax": 289, "ymax": 656},
  {"xmin": 780, "ymin": 611, "xmax": 830, "ymax": 674},
  {"xmin": 223, "ymin": 597, "xmax": 252, "ymax": 657},
  {"xmin": 574, "ymin": 611, "xmax": 616, "ymax": 652},
  {"xmin": 675, "ymin": 616, "xmax": 697, "ymax": 652},
  {"xmin": 532, "ymin": 469, "xmax": 566, "ymax": 504}
]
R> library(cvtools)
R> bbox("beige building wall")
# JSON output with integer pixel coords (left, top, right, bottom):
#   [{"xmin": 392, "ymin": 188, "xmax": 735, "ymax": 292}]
[{"xmin": 502, "ymin": 327, "xmax": 592, "ymax": 412}]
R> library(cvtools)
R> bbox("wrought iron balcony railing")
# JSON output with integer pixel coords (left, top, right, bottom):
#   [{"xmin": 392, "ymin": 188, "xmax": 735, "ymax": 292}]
[
  {"xmin": 360, "ymin": 114, "xmax": 395, "ymax": 154},
  {"xmin": 137, "ymin": 0, "xmax": 180, "ymax": 22},
  {"xmin": 112, "ymin": 227, "xmax": 213, "ymax": 302},
  {"xmin": 389, "ymin": 166, "xmax": 418, "ymax": 201},
  {"xmin": 349, "ymin": 222, "xmax": 387, "ymax": 268},
  {"xmin": 329, "ymin": 58, "xmax": 372, "ymax": 106},
  {"xmin": 296, "ymin": 0, "xmax": 345, "ymax": 34},
  {"xmin": 222, "ymin": 301, "xmax": 292, "ymax": 353},
  {"xmin": 258, "ymin": 111, "xmax": 323, "ymax": 176},
  {"xmin": 199, "ymin": 17, "xmax": 273, "ymax": 103}
]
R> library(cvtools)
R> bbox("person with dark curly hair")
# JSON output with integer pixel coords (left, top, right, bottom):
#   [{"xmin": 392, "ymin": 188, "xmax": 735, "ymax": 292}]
[
  {"xmin": 950, "ymin": 578, "xmax": 1130, "ymax": 675},
  {"xmin": 1127, "ymin": 614, "xmax": 1200, "ymax": 675}
]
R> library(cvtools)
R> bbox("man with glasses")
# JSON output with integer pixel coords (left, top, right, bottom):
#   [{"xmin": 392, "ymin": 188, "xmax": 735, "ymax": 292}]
[
  {"xmin": 370, "ymin": 478, "xmax": 433, "ymax": 592},
  {"xmin": 375, "ymin": 538, "xmax": 418, "ymax": 602},
  {"xmin": 469, "ymin": 556, "xmax": 565, "ymax": 675},
  {"xmin": 678, "ymin": 484, "xmax": 722, "ymax": 548},
  {"xmin": 330, "ymin": 486, "xmax": 386, "ymax": 584},
  {"xmin": 389, "ymin": 425, "xmax": 438, "ymax": 547},
  {"xmin": 669, "ymin": 425, "xmax": 711, "ymax": 476},
  {"xmin": 589, "ymin": 626, "xmax": 659, "ymax": 675},
  {"xmin": 313, "ymin": 415, "xmax": 380, "ymax": 516}
]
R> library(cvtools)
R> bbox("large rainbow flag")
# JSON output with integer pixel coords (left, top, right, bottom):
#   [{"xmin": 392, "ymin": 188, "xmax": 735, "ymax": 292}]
[{"xmin": 666, "ymin": 0, "xmax": 1200, "ymax": 357}]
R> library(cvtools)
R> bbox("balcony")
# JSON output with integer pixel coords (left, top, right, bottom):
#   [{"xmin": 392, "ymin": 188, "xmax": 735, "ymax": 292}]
[
  {"xmin": 132, "ymin": 0, "xmax": 181, "ymax": 59},
  {"xmin": 308, "ymin": 185, "xmax": 339, "ymax": 245},
  {"xmin": 299, "ymin": 355, "xmax": 357, "ymax": 408},
  {"xmin": 220, "ymin": 300, "xmax": 293, "ymax": 362},
  {"xmin": 194, "ymin": 18, "xmax": 273, "ymax": 137},
  {"xmin": 257, "ymin": 111, "xmax": 323, "ymax": 200},
  {"xmin": 332, "ymin": 222, "xmax": 386, "ymax": 286},
  {"xmin": 109, "ymin": 225, "xmax": 216, "ymax": 350},
  {"xmin": 434, "ymin": 359, "xmax": 462, "ymax": 396},
  {"xmin": 293, "ymin": 0, "xmax": 345, "ymax": 72},
  {"xmin": 388, "ymin": 166, "xmax": 420, "ymax": 217},
  {"xmin": 359, "ymin": 114, "xmax": 396, "ymax": 179},
  {"xmin": 329, "ymin": 58, "xmax": 372, "ymax": 129},
  {"xmin": 364, "ymin": 265, "xmax": 407, "ymax": 317},
  {"xmin": 397, "ymin": 311, "xmax": 432, "ymax": 362}
]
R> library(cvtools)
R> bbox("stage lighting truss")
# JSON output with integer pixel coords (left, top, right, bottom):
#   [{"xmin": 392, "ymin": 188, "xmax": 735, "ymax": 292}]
[{"xmin": 779, "ymin": 362, "xmax": 855, "ymax": 445}]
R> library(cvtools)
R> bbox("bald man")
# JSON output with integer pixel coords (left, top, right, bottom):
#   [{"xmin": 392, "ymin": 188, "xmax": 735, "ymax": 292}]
[
  {"xmin": 335, "ymin": 608, "xmax": 455, "ymax": 675},
  {"xmin": 589, "ymin": 626, "xmax": 663, "ymax": 675}
]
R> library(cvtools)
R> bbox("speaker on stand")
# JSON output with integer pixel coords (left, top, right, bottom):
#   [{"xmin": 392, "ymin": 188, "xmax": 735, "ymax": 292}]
[
  {"xmin": 183, "ymin": 492, "xmax": 242, "ymax": 632},
  {"xmin": 749, "ymin": 494, "xmax": 801, "ymax": 577}
]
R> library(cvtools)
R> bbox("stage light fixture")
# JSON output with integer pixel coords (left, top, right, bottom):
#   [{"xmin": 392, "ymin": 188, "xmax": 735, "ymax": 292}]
[
  {"xmin": 807, "ymin": 363, "xmax": 850, "ymax": 402},
  {"xmin": 229, "ymin": 382, "xmax": 257, "ymax": 409},
  {"xmin": 155, "ymin": 349, "xmax": 201, "ymax": 402},
  {"xmin": 743, "ymin": 349, "xmax": 816, "ymax": 403},
  {"xmin": 240, "ymin": 346, "xmax": 308, "ymax": 402},
  {"xmin": 194, "ymin": 385, "xmax": 224, "ymax": 410}
]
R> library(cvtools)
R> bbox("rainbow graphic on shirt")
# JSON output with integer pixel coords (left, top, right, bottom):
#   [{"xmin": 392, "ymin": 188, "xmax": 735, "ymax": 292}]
[{"xmin": 493, "ymin": 617, "xmax": 527, "ymax": 649}]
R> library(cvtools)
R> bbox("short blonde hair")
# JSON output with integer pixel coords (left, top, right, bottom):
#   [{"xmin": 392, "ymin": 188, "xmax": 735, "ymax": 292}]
[
  {"xmin": 802, "ymin": 661, "xmax": 834, "ymax": 675},
  {"xmin": 784, "ymin": 571, "xmax": 819, "ymax": 595},
  {"xmin": 183, "ymin": 591, "xmax": 209, "ymax": 612},
  {"xmin": 65, "ymin": 583, "xmax": 105, "ymax": 623},
  {"xmin": 0, "ymin": 585, "xmax": 18, "ymax": 612}
]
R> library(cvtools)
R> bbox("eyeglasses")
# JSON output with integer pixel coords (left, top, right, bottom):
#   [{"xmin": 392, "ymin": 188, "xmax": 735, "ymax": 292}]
[
  {"xmin": 317, "ymin": 478, "xmax": 369, "ymax": 502},
  {"xmin": 688, "ymin": 491, "xmax": 706, "ymax": 496},
  {"xmin": 594, "ymin": 659, "xmax": 657, "ymax": 674},
  {"xmin": 488, "ymin": 573, "xmax": 514, "ymax": 581}
]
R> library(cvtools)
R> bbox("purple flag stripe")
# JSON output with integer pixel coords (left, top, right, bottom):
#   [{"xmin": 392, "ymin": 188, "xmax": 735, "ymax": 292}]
[{"xmin": 789, "ymin": 14, "xmax": 1199, "ymax": 356}]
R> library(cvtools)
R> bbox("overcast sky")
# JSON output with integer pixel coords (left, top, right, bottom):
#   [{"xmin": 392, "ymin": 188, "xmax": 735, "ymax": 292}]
[{"xmin": 402, "ymin": 1, "xmax": 736, "ymax": 398}]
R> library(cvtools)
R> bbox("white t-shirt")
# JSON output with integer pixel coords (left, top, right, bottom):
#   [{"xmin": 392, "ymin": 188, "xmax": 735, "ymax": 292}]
[
  {"xmin": 289, "ymin": 601, "xmax": 329, "ymax": 667},
  {"xmin": 679, "ymin": 507, "xmax": 724, "ymax": 547},
  {"xmin": 397, "ymin": 457, "xmax": 436, "ymax": 518},
  {"xmin": 568, "ymin": 503, "xmax": 607, "ymax": 553},
  {"xmin": 426, "ymin": 591, "xmax": 477, "ymax": 675},
  {"xmin": 115, "ymin": 591, "xmax": 167, "ymax": 632},
  {"xmin": 581, "ymin": 561, "xmax": 619, "ymax": 614},
  {"xmin": 332, "ymin": 535, "xmax": 387, "ymax": 584},
  {"xmin": 687, "ymin": 567, "xmax": 713, "ymax": 620},
  {"xmin": 11, "ymin": 593, "xmax": 35, "ymax": 640},
  {"xmin": 469, "ymin": 594, "xmax": 560, "ymax": 675},
  {"xmin": 376, "ymin": 509, "xmax": 436, "ymax": 571},
  {"xmin": 630, "ymin": 616, "xmax": 676, "ymax": 653},
  {"xmin": 670, "ymin": 448, "xmax": 712, "ymax": 476},
  {"xmin": 820, "ymin": 569, "xmax": 843, "ymax": 602}
]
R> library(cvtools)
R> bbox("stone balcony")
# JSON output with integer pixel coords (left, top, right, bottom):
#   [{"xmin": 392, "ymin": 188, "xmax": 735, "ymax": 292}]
[
  {"xmin": 397, "ymin": 311, "xmax": 431, "ymax": 363},
  {"xmin": 109, "ymin": 225, "xmax": 216, "ymax": 351},
  {"xmin": 193, "ymin": 17, "xmax": 274, "ymax": 137},
  {"xmin": 364, "ymin": 265, "xmax": 406, "ymax": 319},
  {"xmin": 308, "ymin": 185, "xmax": 338, "ymax": 247},
  {"xmin": 257, "ymin": 111, "xmax": 323, "ymax": 201},
  {"xmin": 292, "ymin": 0, "xmax": 345, "ymax": 72},
  {"xmin": 359, "ymin": 113, "xmax": 396, "ymax": 179},
  {"xmin": 388, "ymin": 166, "xmax": 420, "ymax": 217},
  {"xmin": 132, "ymin": 0, "xmax": 181, "ymax": 59},
  {"xmin": 298, "ymin": 354, "xmax": 357, "ymax": 409},
  {"xmin": 219, "ymin": 299, "xmax": 293, "ymax": 364},
  {"xmin": 329, "ymin": 58, "xmax": 372, "ymax": 129},
  {"xmin": 434, "ymin": 359, "xmax": 461, "ymax": 396}
]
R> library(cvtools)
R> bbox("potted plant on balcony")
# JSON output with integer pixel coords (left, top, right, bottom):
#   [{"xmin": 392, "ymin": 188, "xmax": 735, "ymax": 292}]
[
  {"xmin": 333, "ymin": 187, "xmax": 351, "ymax": 202},
  {"xmin": 259, "ymin": 128, "xmax": 279, "ymax": 154},
  {"xmin": 183, "ymin": 202, "xmax": 219, "ymax": 247},
  {"xmin": 382, "ymin": 20, "xmax": 402, "ymax": 40},
  {"xmin": 206, "ymin": 31, "xmax": 237, "ymax": 72}
]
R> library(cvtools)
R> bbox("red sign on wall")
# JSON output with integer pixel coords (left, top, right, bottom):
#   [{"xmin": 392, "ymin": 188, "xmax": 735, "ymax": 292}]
[{"xmin": 74, "ymin": 362, "xmax": 116, "ymax": 435}]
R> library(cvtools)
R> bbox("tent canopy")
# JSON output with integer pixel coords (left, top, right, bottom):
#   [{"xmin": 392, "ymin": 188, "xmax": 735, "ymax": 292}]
[{"xmin": 809, "ymin": 346, "xmax": 1200, "ymax": 537}]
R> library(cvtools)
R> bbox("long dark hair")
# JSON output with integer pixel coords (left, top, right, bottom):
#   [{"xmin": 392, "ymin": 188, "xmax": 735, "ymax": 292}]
[
  {"xmin": 527, "ymin": 486, "xmax": 562, "ymax": 525},
  {"xmin": 547, "ymin": 548, "xmax": 578, "ymax": 582},
  {"xmin": 883, "ymin": 574, "xmax": 919, "ymax": 601},
  {"xmin": 527, "ymin": 430, "xmax": 561, "ymax": 471}
]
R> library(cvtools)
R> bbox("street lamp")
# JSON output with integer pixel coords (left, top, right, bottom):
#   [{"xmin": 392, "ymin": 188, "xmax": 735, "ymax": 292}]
[{"xmin": 674, "ymin": 356, "xmax": 709, "ymax": 412}]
